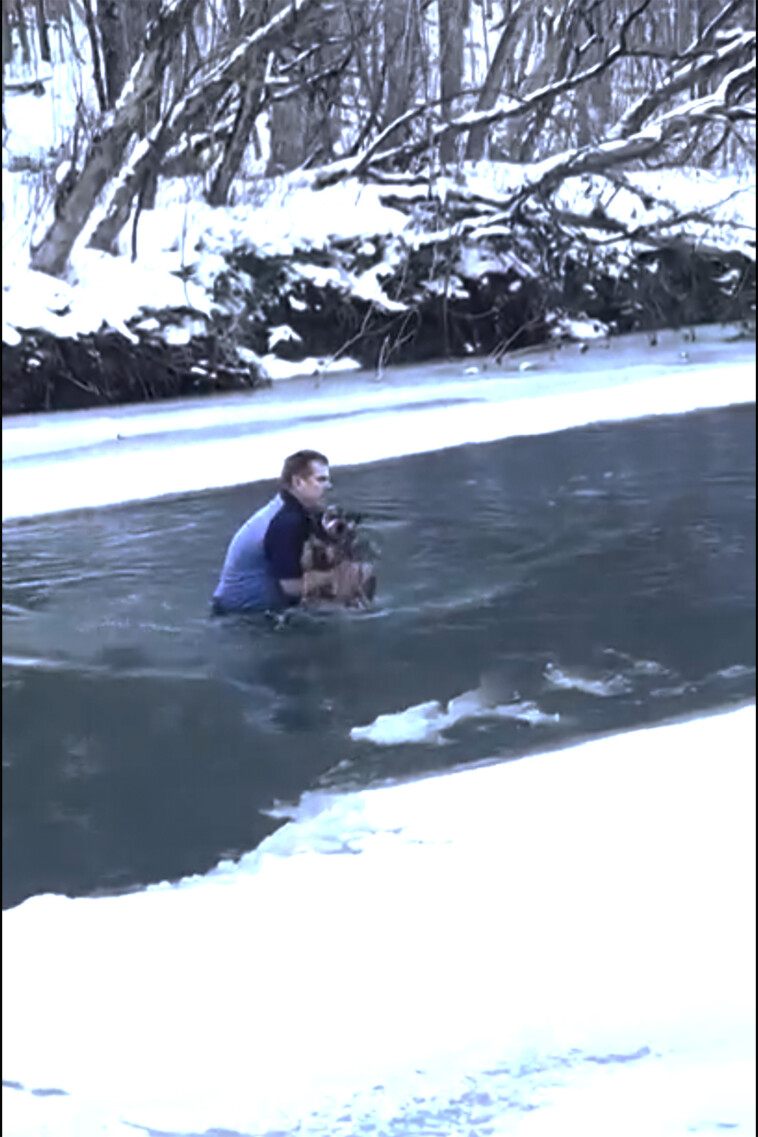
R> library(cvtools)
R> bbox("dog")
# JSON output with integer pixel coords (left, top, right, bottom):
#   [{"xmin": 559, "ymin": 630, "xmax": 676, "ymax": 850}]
[{"xmin": 301, "ymin": 506, "xmax": 377, "ymax": 608}]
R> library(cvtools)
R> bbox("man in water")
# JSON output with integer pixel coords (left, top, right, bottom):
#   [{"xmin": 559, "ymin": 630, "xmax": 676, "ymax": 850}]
[{"xmin": 211, "ymin": 449, "xmax": 362, "ymax": 615}]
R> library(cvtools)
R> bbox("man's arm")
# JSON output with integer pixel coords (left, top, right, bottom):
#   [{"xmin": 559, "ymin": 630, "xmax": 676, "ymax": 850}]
[{"xmin": 265, "ymin": 511, "xmax": 342, "ymax": 602}]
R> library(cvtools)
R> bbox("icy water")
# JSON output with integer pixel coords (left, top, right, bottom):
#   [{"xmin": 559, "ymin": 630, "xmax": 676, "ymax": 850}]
[{"xmin": 2, "ymin": 402, "xmax": 754, "ymax": 910}]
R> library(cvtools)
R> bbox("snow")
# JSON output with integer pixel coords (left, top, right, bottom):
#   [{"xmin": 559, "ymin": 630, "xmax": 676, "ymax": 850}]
[
  {"xmin": 2, "ymin": 151, "xmax": 754, "ymax": 348},
  {"xmin": 260, "ymin": 351, "xmax": 361, "ymax": 380},
  {"xmin": 3, "ymin": 703, "xmax": 755, "ymax": 1136},
  {"xmin": 268, "ymin": 324, "xmax": 302, "ymax": 348}
]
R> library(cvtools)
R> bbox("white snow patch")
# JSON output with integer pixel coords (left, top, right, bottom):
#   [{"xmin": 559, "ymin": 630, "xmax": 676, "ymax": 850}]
[
  {"xmin": 260, "ymin": 353, "xmax": 361, "ymax": 382},
  {"xmin": 267, "ymin": 324, "xmax": 302, "ymax": 349},
  {"xmin": 557, "ymin": 317, "xmax": 608, "ymax": 340},
  {"xmin": 2, "ymin": 705, "xmax": 754, "ymax": 1136},
  {"xmin": 351, "ymin": 265, "xmax": 407, "ymax": 312}
]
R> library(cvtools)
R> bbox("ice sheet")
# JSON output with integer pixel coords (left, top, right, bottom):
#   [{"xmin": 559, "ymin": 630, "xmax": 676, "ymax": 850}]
[{"xmin": 2, "ymin": 327, "xmax": 754, "ymax": 520}]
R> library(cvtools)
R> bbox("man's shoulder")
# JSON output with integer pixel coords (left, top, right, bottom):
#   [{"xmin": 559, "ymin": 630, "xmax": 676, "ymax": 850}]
[
  {"xmin": 264, "ymin": 493, "xmax": 310, "ymax": 578},
  {"xmin": 265, "ymin": 492, "xmax": 308, "ymax": 530}
]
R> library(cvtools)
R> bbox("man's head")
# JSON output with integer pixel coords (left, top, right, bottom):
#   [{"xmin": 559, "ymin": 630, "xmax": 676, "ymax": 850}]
[{"xmin": 281, "ymin": 450, "xmax": 331, "ymax": 510}]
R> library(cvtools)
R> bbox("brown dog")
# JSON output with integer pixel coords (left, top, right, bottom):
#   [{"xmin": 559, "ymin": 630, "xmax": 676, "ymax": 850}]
[{"xmin": 301, "ymin": 507, "xmax": 376, "ymax": 608}]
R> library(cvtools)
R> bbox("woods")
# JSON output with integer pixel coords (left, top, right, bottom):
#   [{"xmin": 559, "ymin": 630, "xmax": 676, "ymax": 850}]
[
  {"xmin": 1, "ymin": 0, "xmax": 755, "ymax": 411},
  {"xmin": 1, "ymin": 0, "xmax": 751, "ymax": 271}
]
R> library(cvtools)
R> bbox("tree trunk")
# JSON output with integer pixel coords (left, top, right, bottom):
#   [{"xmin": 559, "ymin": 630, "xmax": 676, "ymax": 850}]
[
  {"xmin": 2, "ymin": 0, "xmax": 13, "ymax": 65},
  {"xmin": 82, "ymin": 0, "xmax": 108, "ymax": 113},
  {"xmin": 207, "ymin": 77, "xmax": 263, "ymax": 205},
  {"xmin": 516, "ymin": 8, "xmax": 577, "ymax": 162},
  {"xmin": 207, "ymin": 0, "xmax": 267, "ymax": 204},
  {"xmin": 464, "ymin": 8, "xmax": 520, "ymax": 161},
  {"xmin": 97, "ymin": 0, "xmax": 127, "ymax": 108},
  {"xmin": 32, "ymin": 118, "xmax": 136, "ymax": 273},
  {"xmin": 264, "ymin": 0, "xmax": 325, "ymax": 173},
  {"xmin": 14, "ymin": 0, "xmax": 30, "ymax": 64},
  {"xmin": 437, "ymin": 0, "xmax": 464, "ymax": 165},
  {"xmin": 267, "ymin": 89, "xmax": 310, "ymax": 174},
  {"xmin": 35, "ymin": 0, "xmax": 51, "ymax": 61},
  {"xmin": 381, "ymin": 0, "xmax": 418, "ymax": 148},
  {"xmin": 135, "ymin": 0, "xmax": 161, "ymax": 209}
]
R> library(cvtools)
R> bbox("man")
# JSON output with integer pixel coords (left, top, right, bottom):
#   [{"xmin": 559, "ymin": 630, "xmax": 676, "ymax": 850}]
[{"xmin": 212, "ymin": 449, "xmax": 350, "ymax": 615}]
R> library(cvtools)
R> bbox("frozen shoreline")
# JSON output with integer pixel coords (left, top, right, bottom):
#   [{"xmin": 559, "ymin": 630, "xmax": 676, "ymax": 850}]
[
  {"xmin": 3, "ymin": 702, "xmax": 755, "ymax": 1137},
  {"xmin": 2, "ymin": 325, "xmax": 754, "ymax": 521}
]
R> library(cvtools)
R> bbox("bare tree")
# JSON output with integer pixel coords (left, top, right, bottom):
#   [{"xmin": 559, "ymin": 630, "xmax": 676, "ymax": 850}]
[{"xmin": 30, "ymin": 0, "xmax": 205, "ymax": 275}]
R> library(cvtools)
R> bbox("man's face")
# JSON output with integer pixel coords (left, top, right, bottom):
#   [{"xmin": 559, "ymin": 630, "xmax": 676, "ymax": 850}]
[{"xmin": 291, "ymin": 461, "xmax": 331, "ymax": 510}]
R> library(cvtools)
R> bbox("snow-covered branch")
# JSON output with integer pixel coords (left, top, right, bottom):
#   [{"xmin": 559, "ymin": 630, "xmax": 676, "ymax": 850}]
[{"xmin": 613, "ymin": 30, "xmax": 755, "ymax": 139}]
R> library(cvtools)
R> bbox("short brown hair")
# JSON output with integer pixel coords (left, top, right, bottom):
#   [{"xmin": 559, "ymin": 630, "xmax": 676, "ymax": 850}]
[{"xmin": 280, "ymin": 449, "xmax": 329, "ymax": 488}]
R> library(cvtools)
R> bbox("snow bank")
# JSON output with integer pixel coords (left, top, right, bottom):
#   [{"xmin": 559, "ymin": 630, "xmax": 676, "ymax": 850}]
[
  {"xmin": 3, "ymin": 703, "xmax": 755, "ymax": 1136},
  {"xmin": 2, "ymin": 162, "xmax": 754, "ymax": 348}
]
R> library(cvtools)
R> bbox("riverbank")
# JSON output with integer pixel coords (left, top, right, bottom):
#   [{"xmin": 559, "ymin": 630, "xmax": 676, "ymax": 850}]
[
  {"xmin": 3, "ymin": 163, "xmax": 754, "ymax": 414},
  {"xmin": 3, "ymin": 702, "xmax": 754, "ymax": 1136},
  {"xmin": 2, "ymin": 324, "xmax": 754, "ymax": 521}
]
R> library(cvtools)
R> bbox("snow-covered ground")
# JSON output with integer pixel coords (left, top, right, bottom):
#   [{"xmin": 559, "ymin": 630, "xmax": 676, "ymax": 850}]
[
  {"xmin": 3, "ymin": 158, "xmax": 754, "ymax": 354},
  {"xmin": 3, "ymin": 703, "xmax": 755, "ymax": 1136}
]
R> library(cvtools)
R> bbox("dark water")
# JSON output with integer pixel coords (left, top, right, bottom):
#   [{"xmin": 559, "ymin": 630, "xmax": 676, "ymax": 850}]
[{"xmin": 2, "ymin": 405, "xmax": 755, "ymax": 909}]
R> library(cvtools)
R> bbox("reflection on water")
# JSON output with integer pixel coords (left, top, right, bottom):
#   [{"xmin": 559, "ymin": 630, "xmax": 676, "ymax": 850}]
[{"xmin": 2, "ymin": 405, "xmax": 755, "ymax": 907}]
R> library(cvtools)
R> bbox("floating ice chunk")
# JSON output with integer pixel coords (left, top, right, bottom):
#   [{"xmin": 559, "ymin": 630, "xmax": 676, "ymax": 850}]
[
  {"xmin": 448, "ymin": 688, "xmax": 559, "ymax": 726},
  {"xmin": 544, "ymin": 663, "xmax": 632, "ymax": 697},
  {"xmin": 350, "ymin": 688, "xmax": 559, "ymax": 746},
  {"xmin": 350, "ymin": 700, "xmax": 445, "ymax": 745}
]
